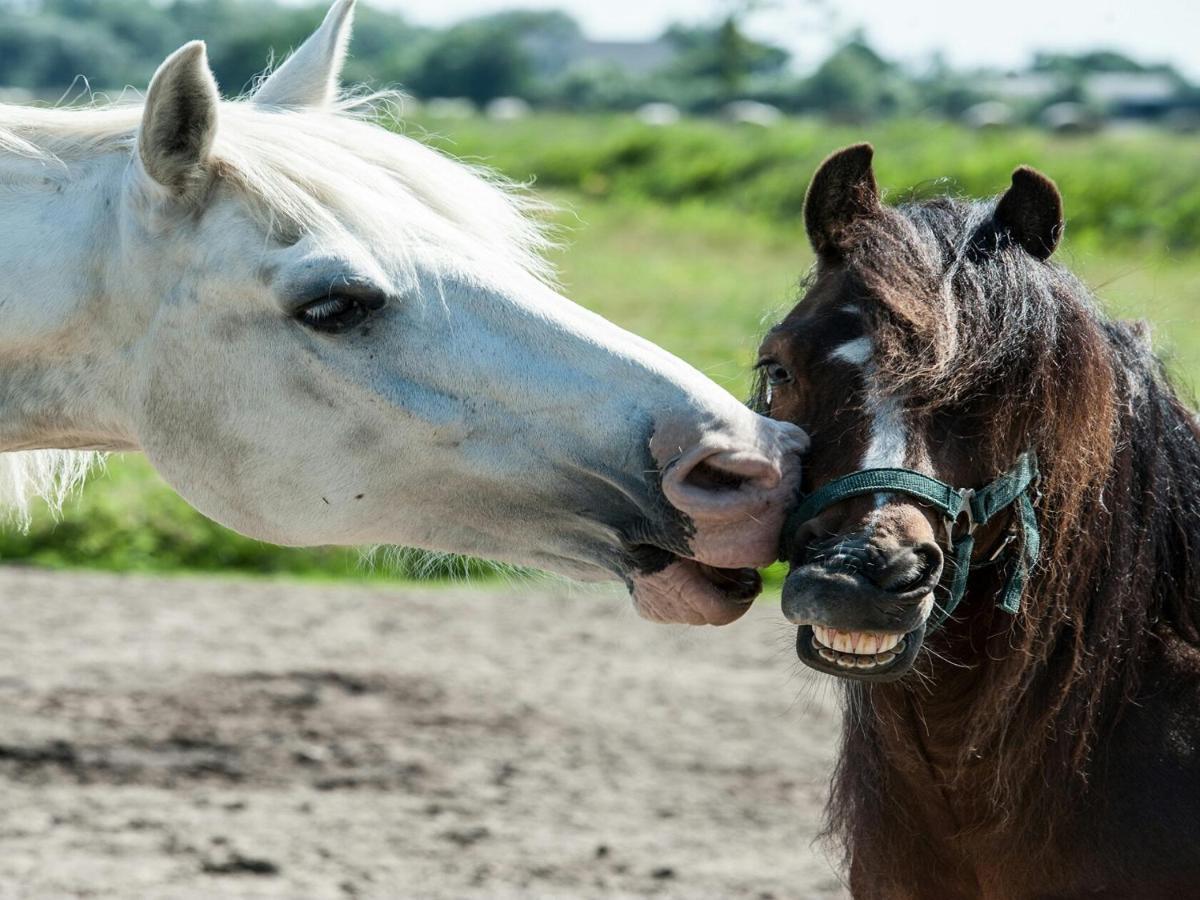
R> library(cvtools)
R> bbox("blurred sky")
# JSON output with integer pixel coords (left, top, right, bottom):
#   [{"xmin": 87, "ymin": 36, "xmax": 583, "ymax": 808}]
[{"xmin": 364, "ymin": 0, "xmax": 1200, "ymax": 78}]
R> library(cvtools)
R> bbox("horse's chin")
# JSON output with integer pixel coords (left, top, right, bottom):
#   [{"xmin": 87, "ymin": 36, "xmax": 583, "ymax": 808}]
[{"xmin": 630, "ymin": 559, "xmax": 763, "ymax": 626}]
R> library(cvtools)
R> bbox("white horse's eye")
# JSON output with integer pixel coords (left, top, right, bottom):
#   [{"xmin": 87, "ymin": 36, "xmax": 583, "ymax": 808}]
[{"xmin": 296, "ymin": 295, "xmax": 375, "ymax": 334}]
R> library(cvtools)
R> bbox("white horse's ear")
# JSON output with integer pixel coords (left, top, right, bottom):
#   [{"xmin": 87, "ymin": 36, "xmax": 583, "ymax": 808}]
[
  {"xmin": 253, "ymin": 0, "xmax": 356, "ymax": 109},
  {"xmin": 138, "ymin": 41, "xmax": 220, "ymax": 195}
]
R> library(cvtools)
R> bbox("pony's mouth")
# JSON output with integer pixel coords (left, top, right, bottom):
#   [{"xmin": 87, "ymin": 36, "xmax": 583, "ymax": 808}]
[
  {"xmin": 628, "ymin": 557, "xmax": 763, "ymax": 625},
  {"xmin": 782, "ymin": 556, "xmax": 937, "ymax": 680},
  {"xmin": 795, "ymin": 619, "xmax": 926, "ymax": 682}
]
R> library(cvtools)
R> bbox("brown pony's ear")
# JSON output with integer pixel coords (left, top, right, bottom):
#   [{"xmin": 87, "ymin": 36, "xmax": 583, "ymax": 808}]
[
  {"xmin": 804, "ymin": 143, "xmax": 881, "ymax": 262},
  {"xmin": 993, "ymin": 166, "xmax": 1063, "ymax": 260}
]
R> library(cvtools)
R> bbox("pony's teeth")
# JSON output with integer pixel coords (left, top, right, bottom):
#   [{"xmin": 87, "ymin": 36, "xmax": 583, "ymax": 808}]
[
  {"xmin": 810, "ymin": 626, "xmax": 909, "ymax": 664},
  {"xmin": 815, "ymin": 629, "xmax": 906, "ymax": 655},
  {"xmin": 876, "ymin": 633, "xmax": 901, "ymax": 653}
]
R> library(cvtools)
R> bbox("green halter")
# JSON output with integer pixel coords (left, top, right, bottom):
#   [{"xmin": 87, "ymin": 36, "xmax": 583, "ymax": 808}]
[{"xmin": 784, "ymin": 452, "xmax": 1041, "ymax": 631}]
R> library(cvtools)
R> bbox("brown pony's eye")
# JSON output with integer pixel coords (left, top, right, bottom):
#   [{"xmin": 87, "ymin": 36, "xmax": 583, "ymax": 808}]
[{"xmin": 762, "ymin": 361, "xmax": 793, "ymax": 387}]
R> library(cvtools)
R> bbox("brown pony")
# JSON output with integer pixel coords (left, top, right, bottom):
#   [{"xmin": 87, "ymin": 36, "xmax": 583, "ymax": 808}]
[{"xmin": 758, "ymin": 144, "xmax": 1200, "ymax": 898}]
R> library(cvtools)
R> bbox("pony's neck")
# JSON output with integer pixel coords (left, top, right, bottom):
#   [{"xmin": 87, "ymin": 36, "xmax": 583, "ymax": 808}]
[{"xmin": 0, "ymin": 149, "xmax": 137, "ymax": 454}]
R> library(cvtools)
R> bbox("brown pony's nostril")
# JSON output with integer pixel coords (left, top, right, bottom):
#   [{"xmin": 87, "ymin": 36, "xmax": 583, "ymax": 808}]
[{"xmin": 863, "ymin": 542, "xmax": 943, "ymax": 594}]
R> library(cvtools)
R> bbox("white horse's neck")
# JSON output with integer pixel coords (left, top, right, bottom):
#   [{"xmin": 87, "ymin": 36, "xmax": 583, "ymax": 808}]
[
  {"xmin": 0, "ymin": 139, "xmax": 137, "ymax": 455},
  {"xmin": 0, "ymin": 123, "xmax": 143, "ymax": 521}
]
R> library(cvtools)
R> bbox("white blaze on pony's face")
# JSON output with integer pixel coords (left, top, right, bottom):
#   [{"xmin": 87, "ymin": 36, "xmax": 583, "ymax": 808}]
[{"xmin": 0, "ymin": 0, "xmax": 808, "ymax": 625}]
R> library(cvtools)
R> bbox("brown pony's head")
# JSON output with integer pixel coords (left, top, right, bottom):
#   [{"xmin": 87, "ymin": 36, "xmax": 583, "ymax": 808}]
[{"xmin": 759, "ymin": 144, "xmax": 1110, "ymax": 683}]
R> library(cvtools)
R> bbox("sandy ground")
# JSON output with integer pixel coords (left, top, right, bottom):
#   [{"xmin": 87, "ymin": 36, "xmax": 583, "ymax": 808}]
[{"xmin": 0, "ymin": 567, "xmax": 848, "ymax": 899}]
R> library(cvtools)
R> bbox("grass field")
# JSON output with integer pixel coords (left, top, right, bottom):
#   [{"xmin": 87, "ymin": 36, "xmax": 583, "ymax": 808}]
[
  {"xmin": 3, "ymin": 116, "xmax": 1199, "ymax": 579},
  {"xmin": 406, "ymin": 115, "xmax": 1200, "ymax": 253}
]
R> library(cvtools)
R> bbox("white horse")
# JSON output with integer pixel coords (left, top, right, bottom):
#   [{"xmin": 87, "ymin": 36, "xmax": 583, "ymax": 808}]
[{"xmin": 0, "ymin": 1, "xmax": 806, "ymax": 624}]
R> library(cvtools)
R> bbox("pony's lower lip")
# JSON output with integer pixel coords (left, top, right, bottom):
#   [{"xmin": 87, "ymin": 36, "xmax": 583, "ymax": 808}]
[{"xmin": 795, "ymin": 623, "xmax": 926, "ymax": 682}]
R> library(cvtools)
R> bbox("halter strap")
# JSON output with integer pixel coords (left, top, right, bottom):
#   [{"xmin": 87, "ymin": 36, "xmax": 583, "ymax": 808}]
[{"xmin": 784, "ymin": 452, "xmax": 1041, "ymax": 631}]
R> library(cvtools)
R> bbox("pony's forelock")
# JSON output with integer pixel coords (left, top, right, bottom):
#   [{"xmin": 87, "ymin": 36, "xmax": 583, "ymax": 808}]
[{"xmin": 847, "ymin": 197, "xmax": 1118, "ymax": 532}]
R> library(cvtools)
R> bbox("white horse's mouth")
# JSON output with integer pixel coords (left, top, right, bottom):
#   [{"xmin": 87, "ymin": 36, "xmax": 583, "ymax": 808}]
[{"xmin": 629, "ymin": 558, "xmax": 762, "ymax": 626}]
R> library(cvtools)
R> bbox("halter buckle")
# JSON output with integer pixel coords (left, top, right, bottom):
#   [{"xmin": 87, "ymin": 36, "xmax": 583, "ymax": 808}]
[
  {"xmin": 954, "ymin": 487, "xmax": 978, "ymax": 536},
  {"xmin": 987, "ymin": 528, "xmax": 1018, "ymax": 563}
]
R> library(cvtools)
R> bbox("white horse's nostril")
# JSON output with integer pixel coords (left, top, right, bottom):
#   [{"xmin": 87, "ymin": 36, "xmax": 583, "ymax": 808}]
[
  {"xmin": 651, "ymin": 409, "xmax": 807, "ymax": 530},
  {"xmin": 661, "ymin": 445, "xmax": 785, "ymax": 522},
  {"xmin": 684, "ymin": 458, "xmax": 755, "ymax": 492},
  {"xmin": 681, "ymin": 450, "xmax": 781, "ymax": 492}
]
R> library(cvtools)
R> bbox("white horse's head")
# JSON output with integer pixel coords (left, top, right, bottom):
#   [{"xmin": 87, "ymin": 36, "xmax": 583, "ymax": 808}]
[{"xmin": 0, "ymin": 0, "xmax": 807, "ymax": 623}]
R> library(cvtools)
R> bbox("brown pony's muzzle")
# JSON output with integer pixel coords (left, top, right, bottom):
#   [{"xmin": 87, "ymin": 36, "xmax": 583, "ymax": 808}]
[{"xmin": 782, "ymin": 502, "xmax": 943, "ymax": 681}]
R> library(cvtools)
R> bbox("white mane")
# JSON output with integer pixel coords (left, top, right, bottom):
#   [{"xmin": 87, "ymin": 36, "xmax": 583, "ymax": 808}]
[
  {"xmin": 0, "ymin": 95, "xmax": 553, "ymax": 279},
  {"xmin": 0, "ymin": 94, "xmax": 556, "ymax": 526},
  {"xmin": 0, "ymin": 451, "xmax": 95, "ymax": 527}
]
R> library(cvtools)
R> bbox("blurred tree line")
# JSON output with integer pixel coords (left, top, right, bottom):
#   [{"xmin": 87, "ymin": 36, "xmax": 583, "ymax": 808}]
[
  {"xmin": 0, "ymin": 0, "xmax": 1195, "ymax": 124},
  {"xmin": 0, "ymin": 0, "xmax": 423, "ymax": 96}
]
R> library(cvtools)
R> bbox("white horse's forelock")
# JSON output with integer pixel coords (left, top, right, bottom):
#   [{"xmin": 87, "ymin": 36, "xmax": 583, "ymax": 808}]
[{"xmin": 0, "ymin": 92, "xmax": 557, "ymax": 525}]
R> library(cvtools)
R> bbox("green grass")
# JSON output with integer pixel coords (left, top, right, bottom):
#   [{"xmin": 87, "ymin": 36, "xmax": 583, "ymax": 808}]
[
  {"xmin": 4, "ymin": 116, "xmax": 1200, "ymax": 580},
  {"xmin": 405, "ymin": 115, "xmax": 1200, "ymax": 253}
]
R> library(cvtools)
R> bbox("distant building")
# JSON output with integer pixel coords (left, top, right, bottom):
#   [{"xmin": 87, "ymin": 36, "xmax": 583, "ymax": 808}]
[
  {"xmin": 968, "ymin": 68, "xmax": 1191, "ymax": 128},
  {"xmin": 1084, "ymin": 72, "xmax": 1181, "ymax": 119},
  {"xmin": 722, "ymin": 100, "xmax": 782, "ymax": 127},
  {"xmin": 486, "ymin": 97, "xmax": 532, "ymax": 120},
  {"xmin": 570, "ymin": 39, "xmax": 677, "ymax": 76},
  {"xmin": 1040, "ymin": 102, "xmax": 1100, "ymax": 133},
  {"xmin": 635, "ymin": 102, "xmax": 682, "ymax": 126},
  {"xmin": 979, "ymin": 72, "xmax": 1065, "ymax": 101},
  {"xmin": 962, "ymin": 101, "xmax": 1015, "ymax": 129}
]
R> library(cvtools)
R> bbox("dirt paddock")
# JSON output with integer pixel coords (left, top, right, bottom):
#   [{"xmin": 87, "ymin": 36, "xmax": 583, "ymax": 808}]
[{"xmin": 0, "ymin": 568, "xmax": 847, "ymax": 899}]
